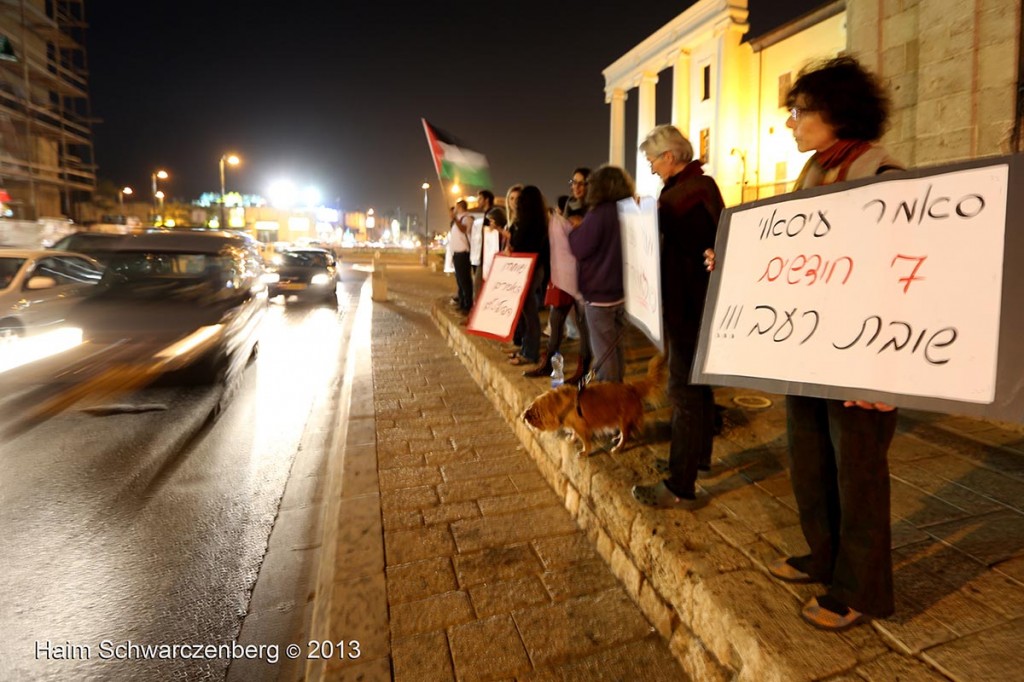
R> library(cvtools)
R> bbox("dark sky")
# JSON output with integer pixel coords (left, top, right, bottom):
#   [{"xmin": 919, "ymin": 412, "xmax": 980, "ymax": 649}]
[{"xmin": 86, "ymin": 1, "xmax": 821, "ymax": 228}]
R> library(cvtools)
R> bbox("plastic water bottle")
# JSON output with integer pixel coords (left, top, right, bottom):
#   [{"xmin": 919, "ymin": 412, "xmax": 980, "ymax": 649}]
[{"xmin": 550, "ymin": 352, "xmax": 564, "ymax": 388}]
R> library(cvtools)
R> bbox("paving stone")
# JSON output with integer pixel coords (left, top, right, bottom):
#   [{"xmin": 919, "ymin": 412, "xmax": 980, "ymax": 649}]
[
  {"xmin": 874, "ymin": 595, "xmax": 958, "ymax": 654},
  {"xmin": 448, "ymin": 615, "xmax": 532, "ymax": 681},
  {"xmin": 376, "ymin": 451, "xmax": 426, "ymax": 471},
  {"xmin": 894, "ymin": 563, "xmax": 1006, "ymax": 637},
  {"xmin": 454, "ymin": 544, "xmax": 545, "ymax": 588},
  {"xmin": 381, "ymin": 508, "xmax": 422, "ymax": 532},
  {"xmin": 477, "ymin": 490, "xmax": 555, "ymax": 516},
  {"xmin": 469, "ymin": 576, "xmax": 550, "ymax": 618},
  {"xmin": 438, "ymin": 475, "xmax": 520, "ymax": 504},
  {"xmin": 920, "ymin": 455, "xmax": 1024, "ymax": 509},
  {"xmin": 924, "ymin": 510, "xmax": 1024, "ymax": 566},
  {"xmin": 422, "ymin": 500, "xmax": 481, "ymax": 526},
  {"xmin": 441, "ymin": 454, "xmax": 537, "ymax": 482},
  {"xmin": 391, "ymin": 591, "xmax": 475, "ymax": 638},
  {"xmin": 451, "ymin": 505, "xmax": 578, "ymax": 552},
  {"xmin": 512, "ymin": 589, "xmax": 654, "ymax": 668},
  {"xmin": 531, "ymin": 534, "xmax": 599, "ymax": 570},
  {"xmin": 539, "ymin": 560, "xmax": 622, "ymax": 602},
  {"xmin": 334, "ymin": 495, "xmax": 385, "ymax": 579},
  {"xmin": 423, "ymin": 448, "xmax": 479, "ymax": 466},
  {"xmin": 386, "ymin": 557, "xmax": 458, "ymax": 604},
  {"xmin": 521, "ymin": 635, "xmax": 685, "ymax": 682},
  {"xmin": 853, "ymin": 652, "xmax": 949, "ymax": 681},
  {"xmin": 380, "ymin": 485, "xmax": 440, "ymax": 513},
  {"xmin": 889, "ymin": 479, "xmax": 973, "ymax": 528},
  {"xmin": 385, "ymin": 525, "xmax": 456, "ymax": 565},
  {"xmin": 922, "ymin": 617, "xmax": 1024, "ymax": 681},
  {"xmin": 327, "ymin": 574, "xmax": 389, "ymax": 661},
  {"xmin": 379, "ymin": 465, "xmax": 444, "ymax": 491},
  {"xmin": 891, "ymin": 461, "xmax": 1004, "ymax": 515},
  {"xmin": 509, "ymin": 469, "xmax": 552, "ymax": 493},
  {"xmin": 638, "ymin": 580, "xmax": 675, "ymax": 639},
  {"xmin": 392, "ymin": 631, "xmax": 454, "ymax": 682},
  {"xmin": 588, "ymin": 471, "xmax": 641, "ymax": 549},
  {"xmin": 694, "ymin": 571, "xmax": 859, "ymax": 680},
  {"xmin": 712, "ymin": 483, "xmax": 802, "ymax": 536},
  {"xmin": 323, "ymin": 655, "xmax": 391, "ymax": 682}
]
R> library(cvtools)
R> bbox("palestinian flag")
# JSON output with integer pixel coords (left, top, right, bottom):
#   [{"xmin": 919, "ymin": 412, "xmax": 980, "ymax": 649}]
[{"xmin": 422, "ymin": 119, "xmax": 492, "ymax": 189}]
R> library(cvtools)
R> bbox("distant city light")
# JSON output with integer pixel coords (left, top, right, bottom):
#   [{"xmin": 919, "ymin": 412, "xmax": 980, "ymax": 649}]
[
  {"xmin": 268, "ymin": 179, "xmax": 297, "ymax": 209},
  {"xmin": 301, "ymin": 186, "xmax": 321, "ymax": 207}
]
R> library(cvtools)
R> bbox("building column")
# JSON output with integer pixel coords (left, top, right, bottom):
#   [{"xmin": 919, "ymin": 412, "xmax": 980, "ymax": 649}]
[
  {"xmin": 635, "ymin": 72, "xmax": 659, "ymax": 197},
  {"xmin": 671, "ymin": 50, "xmax": 691, "ymax": 138},
  {"xmin": 608, "ymin": 88, "xmax": 628, "ymax": 166}
]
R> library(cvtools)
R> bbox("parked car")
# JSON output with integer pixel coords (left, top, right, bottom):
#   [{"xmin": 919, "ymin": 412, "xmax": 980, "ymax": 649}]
[
  {"xmin": 265, "ymin": 247, "xmax": 339, "ymax": 304},
  {"xmin": 64, "ymin": 231, "xmax": 269, "ymax": 384},
  {"xmin": 49, "ymin": 230, "xmax": 156, "ymax": 264},
  {"xmin": 0, "ymin": 249, "xmax": 104, "ymax": 344}
]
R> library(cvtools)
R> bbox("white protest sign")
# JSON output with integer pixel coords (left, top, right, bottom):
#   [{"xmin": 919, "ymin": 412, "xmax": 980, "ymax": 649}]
[
  {"xmin": 482, "ymin": 228, "xmax": 501, "ymax": 280},
  {"xmin": 696, "ymin": 162, "xmax": 1008, "ymax": 407},
  {"xmin": 466, "ymin": 253, "xmax": 537, "ymax": 342},
  {"xmin": 618, "ymin": 196, "xmax": 663, "ymax": 351}
]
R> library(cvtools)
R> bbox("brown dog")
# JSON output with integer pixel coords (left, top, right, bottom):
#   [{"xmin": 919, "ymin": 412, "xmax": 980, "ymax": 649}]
[{"xmin": 522, "ymin": 354, "xmax": 666, "ymax": 455}]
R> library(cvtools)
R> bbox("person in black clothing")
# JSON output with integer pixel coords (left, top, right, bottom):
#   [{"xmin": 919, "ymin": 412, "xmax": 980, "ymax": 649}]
[
  {"xmin": 507, "ymin": 185, "xmax": 550, "ymax": 365},
  {"xmin": 631, "ymin": 125, "xmax": 723, "ymax": 511}
]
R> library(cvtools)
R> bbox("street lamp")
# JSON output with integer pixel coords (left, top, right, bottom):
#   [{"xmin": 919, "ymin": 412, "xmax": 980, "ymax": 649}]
[
  {"xmin": 450, "ymin": 182, "xmax": 461, "ymax": 196},
  {"xmin": 421, "ymin": 182, "xmax": 430, "ymax": 240},
  {"xmin": 119, "ymin": 186, "xmax": 133, "ymax": 208},
  {"xmin": 151, "ymin": 169, "xmax": 168, "ymax": 221},
  {"xmin": 219, "ymin": 154, "xmax": 240, "ymax": 228}
]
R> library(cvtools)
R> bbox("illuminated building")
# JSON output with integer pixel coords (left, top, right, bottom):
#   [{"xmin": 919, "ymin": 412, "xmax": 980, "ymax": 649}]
[
  {"xmin": 605, "ymin": 0, "xmax": 1018, "ymax": 206},
  {"xmin": 0, "ymin": 0, "xmax": 95, "ymax": 219}
]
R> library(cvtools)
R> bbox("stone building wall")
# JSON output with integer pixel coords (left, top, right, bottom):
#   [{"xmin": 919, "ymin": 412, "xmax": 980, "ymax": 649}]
[{"xmin": 849, "ymin": 0, "xmax": 1019, "ymax": 167}]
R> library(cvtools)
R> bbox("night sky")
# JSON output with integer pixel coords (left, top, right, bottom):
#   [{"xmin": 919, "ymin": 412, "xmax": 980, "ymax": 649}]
[{"xmin": 85, "ymin": 1, "xmax": 821, "ymax": 228}]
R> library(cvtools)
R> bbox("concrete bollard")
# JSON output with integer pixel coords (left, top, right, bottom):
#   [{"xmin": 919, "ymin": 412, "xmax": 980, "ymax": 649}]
[{"xmin": 371, "ymin": 253, "xmax": 388, "ymax": 301}]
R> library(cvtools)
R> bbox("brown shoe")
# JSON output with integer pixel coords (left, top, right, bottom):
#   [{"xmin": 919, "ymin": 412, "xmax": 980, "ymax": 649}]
[{"xmin": 523, "ymin": 358, "xmax": 552, "ymax": 378}]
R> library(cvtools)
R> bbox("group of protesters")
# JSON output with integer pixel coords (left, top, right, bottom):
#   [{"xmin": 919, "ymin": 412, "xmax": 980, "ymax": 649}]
[{"xmin": 446, "ymin": 56, "xmax": 901, "ymax": 634}]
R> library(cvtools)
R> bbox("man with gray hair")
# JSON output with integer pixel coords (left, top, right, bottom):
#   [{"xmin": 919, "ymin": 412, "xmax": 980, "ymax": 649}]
[{"xmin": 632, "ymin": 124, "xmax": 724, "ymax": 510}]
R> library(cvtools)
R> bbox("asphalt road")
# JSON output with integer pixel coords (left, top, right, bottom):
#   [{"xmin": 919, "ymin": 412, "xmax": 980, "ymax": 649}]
[{"xmin": 0, "ymin": 271, "xmax": 365, "ymax": 680}]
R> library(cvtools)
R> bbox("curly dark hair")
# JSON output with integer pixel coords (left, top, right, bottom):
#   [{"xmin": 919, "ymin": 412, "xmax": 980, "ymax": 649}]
[
  {"xmin": 786, "ymin": 56, "xmax": 890, "ymax": 141},
  {"xmin": 585, "ymin": 165, "xmax": 635, "ymax": 206}
]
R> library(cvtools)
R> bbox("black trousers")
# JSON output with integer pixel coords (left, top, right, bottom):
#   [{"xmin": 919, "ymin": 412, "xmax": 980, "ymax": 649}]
[
  {"xmin": 452, "ymin": 251, "xmax": 472, "ymax": 311},
  {"xmin": 786, "ymin": 396, "xmax": 897, "ymax": 617},
  {"xmin": 545, "ymin": 299, "xmax": 591, "ymax": 370},
  {"xmin": 664, "ymin": 337, "xmax": 714, "ymax": 498}
]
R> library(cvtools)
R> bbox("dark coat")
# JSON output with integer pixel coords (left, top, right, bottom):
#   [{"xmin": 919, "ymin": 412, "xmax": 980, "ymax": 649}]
[{"xmin": 658, "ymin": 161, "xmax": 724, "ymax": 353}]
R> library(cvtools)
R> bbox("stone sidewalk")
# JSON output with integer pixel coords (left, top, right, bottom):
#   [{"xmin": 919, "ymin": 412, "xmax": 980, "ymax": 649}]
[
  {"xmin": 307, "ymin": 266, "xmax": 685, "ymax": 681},
  {"xmin": 311, "ymin": 263, "xmax": 1024, "ymax": 681}
]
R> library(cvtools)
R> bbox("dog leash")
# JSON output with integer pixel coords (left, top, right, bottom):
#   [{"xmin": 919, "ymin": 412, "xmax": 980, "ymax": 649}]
[{"xmin": 574, "ymin": 325, "xmax": 627, "ymax": 417}]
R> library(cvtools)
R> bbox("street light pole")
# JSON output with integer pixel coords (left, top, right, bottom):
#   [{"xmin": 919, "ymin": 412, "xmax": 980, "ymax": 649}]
[
  {"xmin": 421, "ymin": 182, "xmax": 430, "ymax": 240},
  {"xmin": 219, "ymin": 154, "xmax": 239, "ymax": 229},
  {"xmin": 151, "ymin": 169, "xmax": 168, "ymax": 225}
]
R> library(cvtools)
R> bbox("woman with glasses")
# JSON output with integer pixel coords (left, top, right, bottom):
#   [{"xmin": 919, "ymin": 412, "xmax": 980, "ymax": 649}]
[{"xmin": 706, "ymin": 56, "xmax": 904, "ymax": 632}]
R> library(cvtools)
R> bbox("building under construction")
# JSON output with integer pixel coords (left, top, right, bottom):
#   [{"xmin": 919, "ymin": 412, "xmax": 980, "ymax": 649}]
[{"xmin": 0, "ymin": 0, "xmax": 94, "ymax": 221}]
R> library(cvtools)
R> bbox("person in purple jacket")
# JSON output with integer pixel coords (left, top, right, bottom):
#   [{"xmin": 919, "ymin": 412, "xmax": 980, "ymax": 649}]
[{"xmin": 568, "ymin": 165, "xmax": 634, "ymax": 382}]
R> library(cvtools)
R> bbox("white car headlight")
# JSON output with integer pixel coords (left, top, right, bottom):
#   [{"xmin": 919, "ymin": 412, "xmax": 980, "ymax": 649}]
[
  {"xmin": 311, "ymin": 273, "xmax": 331, "ymax": 286},
  {"xmin": 261, "ymin": 272, "xmax": 280, "ymax": 284}
]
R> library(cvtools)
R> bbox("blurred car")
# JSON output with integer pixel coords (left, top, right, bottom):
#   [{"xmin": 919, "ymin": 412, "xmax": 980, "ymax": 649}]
[
  {"xmin": 50, "ymin": 230, "xmax": 162, "ymax": 265},
  {"xmin": 265, "ymin": 247, "xmax": 339, "ymax": 304},
  {"xmin": 64, "ymin": 231, "xmax": 268, "ymax": 384},
  {"xmin": 0, "ymin": 249, "xmax": 104, "ymax": 344}
]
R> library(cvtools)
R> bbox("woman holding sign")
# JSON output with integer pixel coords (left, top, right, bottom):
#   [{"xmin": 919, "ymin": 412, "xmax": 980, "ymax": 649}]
[{"xmin": 706, "ymin": 57, "xmax": 903, "ymax": 632}]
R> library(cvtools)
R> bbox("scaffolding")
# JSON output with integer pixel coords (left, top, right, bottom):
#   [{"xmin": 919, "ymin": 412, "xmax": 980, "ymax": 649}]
[{"xmin": 0, "ymin": 0, "xmax": 95, "ymax": 220}]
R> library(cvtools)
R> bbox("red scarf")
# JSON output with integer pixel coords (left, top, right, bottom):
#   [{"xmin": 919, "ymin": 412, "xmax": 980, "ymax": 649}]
[{"xmin": 812, "ymin": 140, "xmax": 872, "ymax": 183}]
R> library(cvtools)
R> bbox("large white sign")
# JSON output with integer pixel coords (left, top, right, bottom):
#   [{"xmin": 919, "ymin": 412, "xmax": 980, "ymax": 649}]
[
  {"xmin": 466, "ymin": 254, "xmax": 536, "ymax": 342},
  {"xmin": 696, "ymin": 163, "xmax": 1009, "ymax": 407},
  {"xmin": 618, "ymin": 196, "xmax": 663, "ymax": 352}
]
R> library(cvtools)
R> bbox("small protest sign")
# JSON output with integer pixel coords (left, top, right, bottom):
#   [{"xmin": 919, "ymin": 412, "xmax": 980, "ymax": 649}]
[
  {"xmin": 466, "ymin": 253, "xmax": 537, "ymax": 342},
  {"xmin": 693, "ymin": 155, "xmax": 1024, "ymax": 422},
  {"xmin": 618, "ymin": 196, "xmax": 663, "ymax": 352}
]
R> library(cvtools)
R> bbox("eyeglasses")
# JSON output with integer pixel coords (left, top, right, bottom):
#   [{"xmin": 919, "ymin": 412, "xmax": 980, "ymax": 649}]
[
  {"xmin": 789, "ymin": 106, "xmax": 817, "ymax": 121},
  {"xmin": 569, "ymin": 179, "xmax": 587, "ymax": 187},
  {"xmin": 646, "ymin": 151, "xmax": 666, "ymax": 167}
]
